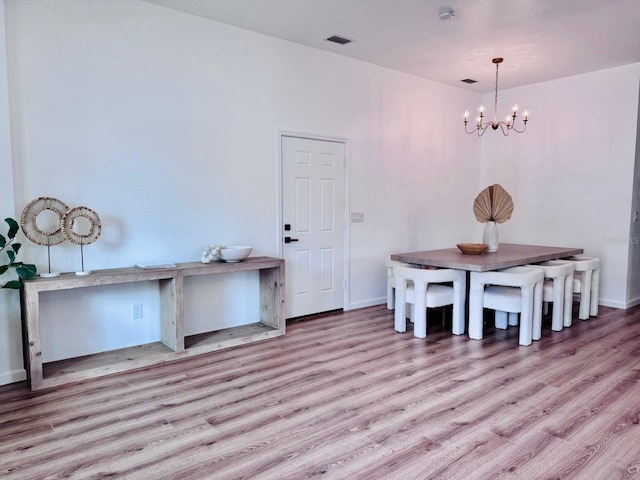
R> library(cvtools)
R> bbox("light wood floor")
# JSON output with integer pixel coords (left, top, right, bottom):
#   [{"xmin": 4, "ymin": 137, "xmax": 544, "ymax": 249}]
[{"xmin": 1, "ymin": 303, "xmax": 640, "ymax": 479}]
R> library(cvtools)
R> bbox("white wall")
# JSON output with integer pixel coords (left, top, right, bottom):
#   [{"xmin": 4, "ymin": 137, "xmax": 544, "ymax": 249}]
[
  {"xmin": 479, "ymin": 63, "xmax": 640, "ymax": 308},
  {"xmin": 0, "ymin": 0, "xmax": 479, "ymax": 373}
]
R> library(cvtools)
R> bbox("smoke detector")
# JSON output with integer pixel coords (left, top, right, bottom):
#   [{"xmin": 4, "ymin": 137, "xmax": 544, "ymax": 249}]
[{"xmin": 439, "ymin": 9, "xmax": 455, "ymax": 20}]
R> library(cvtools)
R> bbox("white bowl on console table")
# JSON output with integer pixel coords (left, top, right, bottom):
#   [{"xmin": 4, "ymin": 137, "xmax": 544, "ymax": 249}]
[{"xmin": 219, "ymin": 246, "xmax": 252, "ymax": 262}]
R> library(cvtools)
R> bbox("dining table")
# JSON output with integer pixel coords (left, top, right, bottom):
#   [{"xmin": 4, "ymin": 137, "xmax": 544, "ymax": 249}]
[
  {"xmin": 390, "ymin": 243, "xmax": 584, "ymax": 342},
  {"xmin": 390, "ymin": 243, "xmax": 583, "ymax": 272}
]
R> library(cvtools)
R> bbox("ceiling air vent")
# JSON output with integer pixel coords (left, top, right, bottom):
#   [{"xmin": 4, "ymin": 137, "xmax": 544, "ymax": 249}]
[
  {"xmin": 326, "ymin": 35, "xmax": 352, "ymax": 45},
  {"xmin": 461, "ymin": 78, "xmax": 477, "ymax": 84}
]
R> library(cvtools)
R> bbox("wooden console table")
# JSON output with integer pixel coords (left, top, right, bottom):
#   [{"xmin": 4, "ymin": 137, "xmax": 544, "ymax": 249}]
[{"xmin": 20, "ymin": 256, "xmax": 285, "ymax": 391}]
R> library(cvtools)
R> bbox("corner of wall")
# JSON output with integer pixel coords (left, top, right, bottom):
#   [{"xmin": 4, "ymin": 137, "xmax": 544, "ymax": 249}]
[{"xmin": 0, "ymin": 0, "xmax": 24, "ymax": 386}]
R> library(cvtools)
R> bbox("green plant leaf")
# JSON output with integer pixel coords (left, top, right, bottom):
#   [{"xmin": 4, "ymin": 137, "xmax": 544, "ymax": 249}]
[
  {"xmin": 5, "ymin": 218, "xmax": 18, "ymax": 239},
  {"xmin": 0, "ymin": 218, "xmax": 34, "ymax": 289},
  {"xmin": 16, "ymin": 263, "xmax": 37, "ymax": 279},
  {"xmin": 2, "ymin": 280, "xmax": 22, "ymax": 289}
]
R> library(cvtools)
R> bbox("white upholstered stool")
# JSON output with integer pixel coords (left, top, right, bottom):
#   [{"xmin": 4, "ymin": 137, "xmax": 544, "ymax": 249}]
[
  {"xmin": 386, "ymin": 260, "xmax": 418, "ymax": 310},
  {"xmin": 469, "ymin": 266, "xmax": 544, "ymax": 346},
  {"xmin": 565, "ymin": 255, "xmax": 600, "ymax": 320},
  {"xmin": 393, "ymin": 265, "xmax": 466, "ymax": 338},
  {"xmin": 528, "ymin": 260, "xmax": 575, "ymax": 333}
]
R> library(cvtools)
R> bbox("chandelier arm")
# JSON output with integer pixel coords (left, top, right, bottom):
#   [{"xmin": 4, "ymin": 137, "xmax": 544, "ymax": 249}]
[
  {"xmin": 509, "ymin": 122, "xmax": 527, "ymax": 134},
  {"xmin": 464, "ymin": 119, "xmax": 494, "ymax": 136},
  {"xmin": 464, "ymin": 121, "xmax": 478, "ymax": 135},
  {"xmin": 476, "ymin": 124, "xmax": 489, "ymax": 137}
]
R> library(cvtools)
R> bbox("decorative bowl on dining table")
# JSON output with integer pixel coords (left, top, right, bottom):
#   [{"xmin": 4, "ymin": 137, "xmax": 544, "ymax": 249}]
[{"xmin": 456, "ymin": 243, "xmax": 489, "ymax": 255}]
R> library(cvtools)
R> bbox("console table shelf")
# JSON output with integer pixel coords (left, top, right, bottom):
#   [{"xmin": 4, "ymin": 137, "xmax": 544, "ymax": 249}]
[{"xmin": 21, "ymin": 256, "xmax": 285, "ymax": 391}]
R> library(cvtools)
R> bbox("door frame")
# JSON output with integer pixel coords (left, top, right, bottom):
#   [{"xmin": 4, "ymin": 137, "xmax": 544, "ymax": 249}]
[{"xmin": 276, "ymin": 129, "xmax": 351, "ymax": 314}]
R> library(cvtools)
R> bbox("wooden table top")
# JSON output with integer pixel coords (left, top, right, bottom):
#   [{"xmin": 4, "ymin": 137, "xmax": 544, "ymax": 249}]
[{"xmin": 390, "ymin": 243, "xmax": 584, "ymax": 272}]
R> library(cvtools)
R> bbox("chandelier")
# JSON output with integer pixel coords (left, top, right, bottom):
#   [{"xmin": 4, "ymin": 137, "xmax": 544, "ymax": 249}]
[{"xmin": 464, "ymin": 58, "xmax": 528, "ymax": 137}]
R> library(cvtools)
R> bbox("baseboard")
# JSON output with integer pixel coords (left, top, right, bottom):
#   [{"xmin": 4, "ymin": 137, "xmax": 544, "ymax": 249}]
[
  {"xmin": 347, "ymin": 297, "xmax": 386, "ymax": 311},
  {"xmin": 596, "ymin": 299, "xmax": 627, "ymax": 309},
  {"xmin": 351, "ymin": 296, "xmax": 632, "ymax": 311},
  {"xmin": 572, "ymin": 294, "xmax": 625, "ymax": 310},
  {"xmin": 0, "ymin": 368, "xmax": 26, "ymax": 386},
  {"xmin": 622, "ymin": 297, "xmax": 640, "ymax": 309}
]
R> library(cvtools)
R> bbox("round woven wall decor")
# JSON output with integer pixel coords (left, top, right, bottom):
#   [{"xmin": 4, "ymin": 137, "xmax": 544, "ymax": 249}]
[
  {"xmin": 62, "ymin": 206, "xmax": 102, "ymax": 245},
  {"xmin": 20, "ymin": 196, "xmax": 69, "ymax": 246}
]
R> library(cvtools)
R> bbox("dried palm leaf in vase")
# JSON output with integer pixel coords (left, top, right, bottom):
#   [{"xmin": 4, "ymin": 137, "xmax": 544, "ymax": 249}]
[
  {"xmin": 473, "ymin": 184, "xmax": 514, "ymax": 224},
  {"xmin": 490, "ymin": 184, "xmax": 514, "ymax": 223},
  {"xmin": 473, "ymin": 188, "xmax": 493, "ymax": 223}
]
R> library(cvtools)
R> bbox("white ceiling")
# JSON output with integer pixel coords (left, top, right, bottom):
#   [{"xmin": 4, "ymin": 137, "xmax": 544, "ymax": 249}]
[{"xmin": 143, "ymin": 0, "xmax": 640, "ymax": 93}]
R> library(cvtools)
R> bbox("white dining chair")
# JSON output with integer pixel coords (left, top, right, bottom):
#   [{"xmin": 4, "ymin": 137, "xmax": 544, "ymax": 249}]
[
  {"xmin": 564, "ymin": 255, "xmax": 600, "ymax": 320},
  {"xmin": 393, "ymin": 265, "xmax": 466, "ymax": 338},
  {"xmin": 385, "ymin": 259, "xmax": 418, "ymax": 310},
  {"xmin": 528, "ymin": 260, "xmax": 575, "ymax": 333},
  {"xmin": 469, "ymin": 266, "xmax": 544, "ymax": 346}
]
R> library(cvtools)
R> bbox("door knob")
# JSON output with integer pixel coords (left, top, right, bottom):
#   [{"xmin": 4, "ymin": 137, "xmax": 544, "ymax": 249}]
[{"xmin": 284, "ymin": 236, "xmax": 299, "ymax": 243}]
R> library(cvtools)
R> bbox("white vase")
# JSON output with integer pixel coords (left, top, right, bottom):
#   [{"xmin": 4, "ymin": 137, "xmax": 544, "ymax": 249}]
[{"xmin": 483, "ymin": 221, "xmax": 499, "ymax": 252}]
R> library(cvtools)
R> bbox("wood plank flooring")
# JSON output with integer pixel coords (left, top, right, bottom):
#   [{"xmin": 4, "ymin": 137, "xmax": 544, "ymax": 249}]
[{"xmin": 1, "ymin": 304, "xmax": 640, "ymax": 479}]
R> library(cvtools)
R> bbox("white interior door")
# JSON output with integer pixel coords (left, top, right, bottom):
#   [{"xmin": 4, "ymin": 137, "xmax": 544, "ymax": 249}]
[{"xmin": 282, "ymin": 135, "xmax": 346, "ymax": 319}]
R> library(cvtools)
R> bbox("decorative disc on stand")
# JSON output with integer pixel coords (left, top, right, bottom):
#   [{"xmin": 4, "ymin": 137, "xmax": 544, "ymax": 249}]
[
  {"xmin": 20, "ymin": 197, "xmax": 69, "ymax": 277},
  {"xmin": 62, "ymin": 206, "xmax": 101, "ymax": 276}
]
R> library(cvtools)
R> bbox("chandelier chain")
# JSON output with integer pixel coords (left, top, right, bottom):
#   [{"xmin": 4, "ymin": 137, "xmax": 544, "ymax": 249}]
[{"xmin": 493, "ymin": 61, "xmax": 499, "ymax": 124}]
